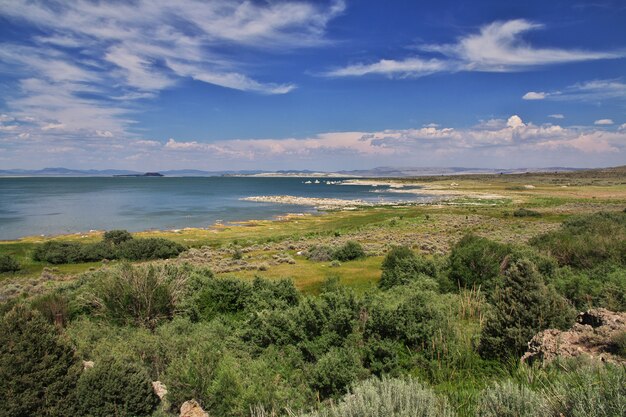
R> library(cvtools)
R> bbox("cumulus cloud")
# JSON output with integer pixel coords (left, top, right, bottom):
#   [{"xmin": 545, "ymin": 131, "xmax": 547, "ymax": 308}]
[
  {"xmin": 522, "ymin": 91, "xmax": 547, "ymax": 100},
  {"xmin": 326, "ymin": 19, "xmax": 624, "ymax": 78},
  {"xmin": 594, "ymin": 119, "xmax": 614, "ymax": 125},
  {"xmin": 2, "ymin": 115, "xmax": 625, "ymax": 169}
]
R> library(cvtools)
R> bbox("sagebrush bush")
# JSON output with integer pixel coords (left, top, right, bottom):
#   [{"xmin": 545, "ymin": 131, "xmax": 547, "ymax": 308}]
[
  {"xmin": 301, "ymin": 376, "xmax": 456, "ymax": 417},
  {"xmin": 477, "ymin": 380, "xmax": 545, "ymax": 417},
  {"xmin": 541, "ymin": 360, "xmax": 626, "ymax": 417},
  {"xmin": 0, "ymin": 305, "xmax": 81, "ymax": 417},
  {"xmin": 306, "ymin": 245, "xmax": 335, "ymax": 262},
  {"xmin": 513, "ymin": 208, "xmax": 541, "ymax": 217},
  {"xmin": 75, "ymin": 357, "xmax": 159, "ymax": 417},
  {"xmin": 0, "ymin": 254, "xmax": 20, "ymax": 272}
]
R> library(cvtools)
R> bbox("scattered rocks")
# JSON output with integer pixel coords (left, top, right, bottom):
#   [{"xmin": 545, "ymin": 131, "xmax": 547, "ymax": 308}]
[
  {"xmin": 522, "ymin": 308, "xmax": 626, "ymax": 365},
  {"xmin": 152, "ymin": 381, "xmax": 168, "ymax": 400},
  {"xmin": 180, "ymin": 400, "xmax": 209, "ymax": 417}
]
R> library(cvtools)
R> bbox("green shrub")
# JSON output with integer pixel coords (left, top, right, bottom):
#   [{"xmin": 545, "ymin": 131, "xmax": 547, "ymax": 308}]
[
  {"xmin": 75, "ymin": 357, "xmax": 159, "ymax": 417},
  {"xmin": 0, "ymin": 254, "xmax": 20, "ymax": 272},
  {"xmin": 103, "ymin": 229, "xmax": 133, "ymax": 245},
  {"xmin": 310, "ymin": 346, "xmax": 367, "ymax": 399},
  {"xmin": 333, "ymin": 241, "xmax": 366, "ymax": 262},
  {"xmin": 91, "ymin": 263, "xmax": 187, "ymax": 329},
  {"xmin": 477, "ymin": 380, "xmax": 545, "ymax": 417},
  {"xmin": 479, "ymin": 259, "xmax": 575, "ymax": 360},
  {"xmin": 301, "ymin": 376, "xmax": 456, "ymax": 417},
  {"xmin": 448, "ymin": 235, "xmax": 557, "ymax": 297},
  {"xmin": 32, "ymin": 240, "xmax": 84, "ymax": 264},
  {"xmin": 117, "ymin": 237, "xmax": 185, "ymax": 261},
  {"xmin": 530, "ymin": 211, "xmax": 626, "ymax": 268},
  {"xmin": 0, "ymin": 305, "xmax": 80, "ymax": 417},
  {"xmin": 448, "ymin": 235, "xmax": 511, "ymax": 294},
  {"xmin": 379, "ymin": 246, "xmax": 437, "ymax": 290},
  {"xmin": 513, "ymin": 208, "xmax": 541, "ymax": 217},
  {"xmin": 306, "ymin": 246, "xmax": 335, "ymax": 261},
  {"xmin": 79, "ymin": 241, "xmax": 116, "ymax": 262}
]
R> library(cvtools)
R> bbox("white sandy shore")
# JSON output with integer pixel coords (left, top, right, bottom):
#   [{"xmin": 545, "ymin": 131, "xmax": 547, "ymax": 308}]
[{"xmin": 240, "ymin": 195, "xmax": 427, "ymax": 210}]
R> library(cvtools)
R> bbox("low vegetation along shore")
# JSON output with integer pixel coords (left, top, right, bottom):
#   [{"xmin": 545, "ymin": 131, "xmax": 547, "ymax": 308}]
[{"xmin": 1, "ymin": 167, "xmax": 625, "ymax": 417}]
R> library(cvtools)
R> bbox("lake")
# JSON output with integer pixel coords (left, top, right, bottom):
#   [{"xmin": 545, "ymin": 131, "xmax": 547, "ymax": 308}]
[{"xmin": 0, "ymin": 177, "xmax": 431, "ymax": 240}]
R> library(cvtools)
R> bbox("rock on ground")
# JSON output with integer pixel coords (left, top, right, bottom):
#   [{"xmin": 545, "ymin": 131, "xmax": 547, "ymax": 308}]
[
  {"xmin": 152, "ymin": 380, "xmax": 167, "ymax": 400},
  {"xmin": 180, "ymin": 400, "xmax": 209, "ymax": 417},
  {"xmin": 522, "ymin": 308, "xmax": 626, "ymax": 365}
]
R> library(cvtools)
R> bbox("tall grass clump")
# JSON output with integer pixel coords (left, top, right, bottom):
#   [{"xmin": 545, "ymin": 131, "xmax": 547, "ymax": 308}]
[
  {"xmin": 301, "ymin": 376, "xmax": 456, "ymax": 417},
  {"xmin": 89, "ymin": 263, "xmax": 188, "ymax": 329}
]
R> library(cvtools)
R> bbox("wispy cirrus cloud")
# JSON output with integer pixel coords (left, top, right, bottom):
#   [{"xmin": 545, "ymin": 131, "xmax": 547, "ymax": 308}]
[
  {"xmin": 0, "ymin": 0, "xmax": 343, "ymax": 143},
  {"xmin": 325, "ymin": 19, "xmax": 624, "ymax": 77},
  {"xmin": 522, "ymin": 79, "xmax": 626, "ymax": 102}
]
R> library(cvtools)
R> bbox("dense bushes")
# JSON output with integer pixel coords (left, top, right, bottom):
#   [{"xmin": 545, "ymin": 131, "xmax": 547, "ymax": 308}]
[
  {"xmin": 75, "ymin": 357, "xmax": 159, "ymax": 417},
  {"xmin": 116, "ymin": 238, "xmax": 185, "ymax": 261},
  {"xmin": 32, "ymin": 231, "xmax": 185, "ymax": 264},
  {"xmin": 306, "ymin": 241, "xmax": 365, "ymax": 262},
  {"xmin": 531, "ymin": 211, "xmax": 626, "ymax": 268},
  {"xmin": 448, "ymin": 234, "xmax": 557, "ymax": 297},
  {"xmin": 379, "ymin": 246, "xmax": 437, "ymax": 289},
  {"xmin": 0, "ymin": 305, "xmax": 81, "ymax": 417},
  {"xmin": 0, "ymin": 254, "xmax": 20, "ymax": 272},
  {"xmin": 479, "ymin": 259, "xmax": 575, "ymax": 360}
]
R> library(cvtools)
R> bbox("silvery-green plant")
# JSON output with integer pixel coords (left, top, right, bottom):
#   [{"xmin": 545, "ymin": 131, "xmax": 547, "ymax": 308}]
[{"xmin": 299, "ymin": 376, "xmax": 455, "ymax": 417}]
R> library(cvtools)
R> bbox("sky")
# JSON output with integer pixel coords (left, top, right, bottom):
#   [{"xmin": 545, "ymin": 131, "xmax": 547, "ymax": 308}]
[{"xmin": 0, "ymin": 0, "xmax": 625, "ymax": 171}]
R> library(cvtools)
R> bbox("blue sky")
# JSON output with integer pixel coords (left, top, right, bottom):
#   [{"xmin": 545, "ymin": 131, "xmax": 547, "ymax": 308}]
[{"xmin": 0, "ymin": 0, "xmax": 625, "ymax": 170}]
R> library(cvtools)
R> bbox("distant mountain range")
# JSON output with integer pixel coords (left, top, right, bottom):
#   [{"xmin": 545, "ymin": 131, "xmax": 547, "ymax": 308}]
[{"xmin": 0, "ymin": 166, "xmax": 586, "ymax": 178}]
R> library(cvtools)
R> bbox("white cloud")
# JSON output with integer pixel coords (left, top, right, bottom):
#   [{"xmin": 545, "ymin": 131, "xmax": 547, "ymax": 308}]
[
  {"xmin": 525, "ymin": 79, "xmax": 626, "ymax": 102},
  {"xmin": 0, "ymin": 0, "xmax": 343, "ymax": 146},
  {"xmin": 327, "ymin": 19, "xmax": 624, "ymax": 78},
  {"xmin": 522, "ymin": 91, "xmax": 547, "ymax": 100},
  {"xmin": 506, "ymin": 115, "xmax": 525, "ymax": 128},
  {"xmin": 2, "ymin": 115, "xmax": 625, "ymax": 169},
  {"xmin": 619, "ymin": 123, "xmax": 626, "ymax": 131},
  {"xmin": 594, "ymin": 119, "xmax": 614, "ymax": 125},
  {"xmin": 325, "ymin": 58, "xmax": 448, "ymax": 77},
  {"xmin": 548, "ymin": 114, "xmax": 565, "ymax": 119}
]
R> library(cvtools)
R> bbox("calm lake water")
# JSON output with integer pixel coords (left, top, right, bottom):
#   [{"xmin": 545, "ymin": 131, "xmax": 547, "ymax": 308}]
[{"xmin": 0, "ymin": 177, "xmax": 430, "ymax": 240}]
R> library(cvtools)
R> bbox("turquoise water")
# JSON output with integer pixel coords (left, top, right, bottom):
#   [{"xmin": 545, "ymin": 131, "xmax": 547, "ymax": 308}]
[{"xmin": 0, "ymin": 177, "xmax": 429, "ymax": 240}]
